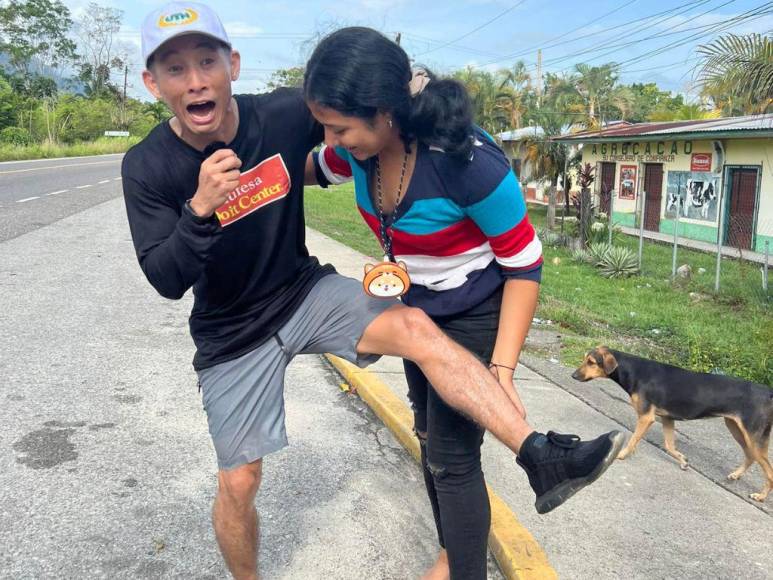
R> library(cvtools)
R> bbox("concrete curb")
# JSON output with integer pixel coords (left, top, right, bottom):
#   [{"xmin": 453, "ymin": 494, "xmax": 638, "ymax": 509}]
[{"xmin": 325, "ymin": 354, "xmax": 558, "ymax": 580}]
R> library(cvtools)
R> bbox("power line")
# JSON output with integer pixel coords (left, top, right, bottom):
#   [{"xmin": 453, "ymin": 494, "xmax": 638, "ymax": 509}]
[
  {"xmin": 400, "ymin": 32, "xmax": 507, "ymax": 59},
  {"xmin": 477, "ymin": 0, "xmax": 711, "ymax": 67},
  {"xmin": 610, "ymin": 2, "xmax": 772, "ymax": 70},
  {"xmin": 500, "ymin": 0, "xmax": 767, "ymax": 80},
  {"xmin": 538, "ymin": 0, "xmax": 740, "ymax": 70},
  {"xmin": 413, "ymin": 0, "xmax": 529, "ymax": 57}
]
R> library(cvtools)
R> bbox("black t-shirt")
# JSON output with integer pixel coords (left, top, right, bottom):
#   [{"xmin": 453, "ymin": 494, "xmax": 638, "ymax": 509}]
[{"xmin": 122, "ymin": 88, "xmax": 333, "ymax": 370}]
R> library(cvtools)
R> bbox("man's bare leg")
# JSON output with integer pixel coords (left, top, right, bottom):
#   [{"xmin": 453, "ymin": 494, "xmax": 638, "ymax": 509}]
[
  {"xmin": 357, "ymin": 305, "xmax": 533, "ymax": 453},
  {"xmin": 212, "ymin": 459, "xmax": 263, "ymax": 580},
  {"xmin": 357, "ymin": 305, "xmax": 624, "ymax": 514}
]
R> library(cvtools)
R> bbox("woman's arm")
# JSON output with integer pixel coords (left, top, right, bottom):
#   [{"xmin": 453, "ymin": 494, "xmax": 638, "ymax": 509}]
[{"xmin": 489, "ymin": 278, "xmax": 539, "ymax": 418}]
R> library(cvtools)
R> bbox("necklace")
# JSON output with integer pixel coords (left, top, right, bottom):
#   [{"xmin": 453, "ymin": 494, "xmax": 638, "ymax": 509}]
[
  {"xmin": 375, "ymin": 151, "xmax": 409, "ymax": 259},
  {"xmin": 362, "ymin": 150, "xmax": 412, "ymax": 298}
]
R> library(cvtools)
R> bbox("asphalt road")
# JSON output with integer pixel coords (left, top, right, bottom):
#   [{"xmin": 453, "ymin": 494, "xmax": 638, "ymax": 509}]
[{"xmin": 0, "ymin": 154, "xmax": 124, "ymax": 242}]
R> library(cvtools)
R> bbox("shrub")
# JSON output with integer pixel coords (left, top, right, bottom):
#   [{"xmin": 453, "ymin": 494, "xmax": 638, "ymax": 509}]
[
  {"xmin": 588, "ymin": 242, "xmax": 612, "ymax": 264},
  {"xmin": 598, "ymin": 246, "xmax": 640, "ymax": 278},
  {"xmin": 0, "ymin": 126, "xmax": 32, "ymax": 146},
  {"xmin": 571, "ymin": 248, "xmax": 593, "ymax": 264},
  {"xmin": 538, "ymin": 228, "xmax": 566, "ymax": 248}
]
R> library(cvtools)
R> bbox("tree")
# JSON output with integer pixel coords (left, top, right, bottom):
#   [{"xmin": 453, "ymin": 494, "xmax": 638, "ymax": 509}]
[
  {"xmin": 266, "ymin": 67, "xmax": 305, "ymax": 90},
  {"xmin": 0, "ymin": 0, "xmax": 76, "ymax": 77},
  {"xmin": 648, "ymin": 102, "xmax": 718, "ymax": 122},
  {"xmin": 75, "ymin": 3, "xmax": 127, "ymax": 97},
  {"xmin": 494, "ymin": 60, "xmax": 531, "ymax": 130},
  {"xmin": 522, "ymin": 109, "xmax": 577, "ymax": 229},
  {"xmin": 573, "ymin": 63, "xmax": 618, "ymax": 128},
  {"xmin": 696, "ymin": 33, "xmax": 772, "ymax": 115},
  {"xmin": 0, "ymin": 75, "xmax": 18, "ymax": 130},
  {"xmin": 453, "ymin": 67, "xmax": 501, "ymax": 133},
  {"xmin": 628, "ymin": 83, "xmax": 684, "ymax": 123}
]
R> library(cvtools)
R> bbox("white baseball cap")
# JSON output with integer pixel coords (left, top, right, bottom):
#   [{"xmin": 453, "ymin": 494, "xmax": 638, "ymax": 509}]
[{"xmin": 142, "ymin": 2, "xmax": 231, "ymax": 68}]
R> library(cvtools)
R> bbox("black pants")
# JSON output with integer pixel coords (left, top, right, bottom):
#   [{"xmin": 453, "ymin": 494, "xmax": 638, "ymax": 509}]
[{"xmin": 404, "ymin": 287, "xmax": 503, "ymax": 580}]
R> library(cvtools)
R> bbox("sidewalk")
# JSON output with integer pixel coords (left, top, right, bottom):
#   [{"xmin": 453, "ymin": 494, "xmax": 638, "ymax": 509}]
[{"xmin": 307, "ymin": 227, "xmax": 773, "ymax": 580}]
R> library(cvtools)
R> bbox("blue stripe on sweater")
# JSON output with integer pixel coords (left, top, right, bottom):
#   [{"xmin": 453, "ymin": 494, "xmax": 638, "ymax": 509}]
[{"xmin": 464, "ymin": 171, "xmax": 526, "ymax": 237}]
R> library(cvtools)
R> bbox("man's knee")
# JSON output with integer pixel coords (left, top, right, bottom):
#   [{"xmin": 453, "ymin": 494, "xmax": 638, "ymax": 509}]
[
  {"xmin": 217, "ymin": 460, "xmax": 262, "ymax": 507},
  {"xmin": 426, "ymin": 440, "xmax": 483, "ymax": 484},
  {"xmin": 398, "ymin": 307, "xmax": 444, "ymax": 357}
]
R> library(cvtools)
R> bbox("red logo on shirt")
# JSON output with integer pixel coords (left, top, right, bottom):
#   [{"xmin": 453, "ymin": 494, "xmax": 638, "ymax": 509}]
[{"xmin": 215, "ymin": 154, "xmax": 291, "ymax": 226}]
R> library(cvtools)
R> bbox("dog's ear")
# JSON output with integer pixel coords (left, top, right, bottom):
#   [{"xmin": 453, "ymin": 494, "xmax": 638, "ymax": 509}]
[{"xmin": 601, "ymin": 350, "xmax": 618, "ymax": 375}]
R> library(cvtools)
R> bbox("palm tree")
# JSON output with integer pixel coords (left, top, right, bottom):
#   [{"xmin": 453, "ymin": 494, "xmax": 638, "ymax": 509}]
[
  {"xmin": 696, "ymin": 33, "xmax": 772, "ymax": 115},
  {"xmin": 574, "ymin": 63, "xmax": 619, "ymax": 127},
  {"xmin": 522, "ymin": 109, "xmax": 578, "ymax": 228},
  {"xmin": 648, "ymin": 103, "xmax": 718, "ymax": 122},
  {"xmin": 494, "ymin": 61, "xmax": 531, "ymax": 130},
  {"xmin": 453, "ymin": 67, "xmax": 501, "ymax": 133}
]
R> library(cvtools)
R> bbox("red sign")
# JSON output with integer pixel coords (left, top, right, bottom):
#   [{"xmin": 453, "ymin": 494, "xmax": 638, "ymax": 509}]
[
  {"xmin": 618, "ymin": 165, "xmax": 637, "ymax": 199},
  {"xmin": 690, "ymin": 153, "xmax": 712, "ymax": 172},
  {"xmin": 215, "ymin": 154, "xmax": 291, "ymax": 227}
]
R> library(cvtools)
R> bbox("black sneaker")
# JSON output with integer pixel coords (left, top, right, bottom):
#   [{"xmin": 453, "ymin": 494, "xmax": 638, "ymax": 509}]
[{"xmin": 517, "ymin": 430, "xmax": 624, "ymax": 514}]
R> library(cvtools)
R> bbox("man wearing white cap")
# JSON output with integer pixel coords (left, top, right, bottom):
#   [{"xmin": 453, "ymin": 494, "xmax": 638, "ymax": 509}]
[{"xmin": 123, "ymin": 3, "xmax": 622, "ymax": 578}]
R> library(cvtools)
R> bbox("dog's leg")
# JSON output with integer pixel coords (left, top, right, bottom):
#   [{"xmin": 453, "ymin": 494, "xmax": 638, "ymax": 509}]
[
  {"xmin": 749, "ymin": 435, "xmax": 772, "ymax": 502},
  {"xmin": 662, "ymin": 417, "xmax": 688, "ymax": 470},
  {"xmin": 725, "ymin": 417, "xmax": 755, "ymax": 481},
  {"xmin": 618, "ymin": 406, "xmax": 655, "ymax": 460}
]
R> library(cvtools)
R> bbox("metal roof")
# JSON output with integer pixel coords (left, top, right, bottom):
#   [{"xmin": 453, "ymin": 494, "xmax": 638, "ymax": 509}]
[
  {"xmin": 553, "ymin": 114, "xmax": 773, "ymax": 143},
  {"xmin": 497, "ymin": 126, "xmax": 545, "ymax": 141}
]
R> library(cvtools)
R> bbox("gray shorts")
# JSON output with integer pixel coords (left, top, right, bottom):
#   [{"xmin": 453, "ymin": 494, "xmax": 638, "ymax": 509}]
[{"xmin": 197, "ymin": 273, "xmax": 396, "ymax": 470}]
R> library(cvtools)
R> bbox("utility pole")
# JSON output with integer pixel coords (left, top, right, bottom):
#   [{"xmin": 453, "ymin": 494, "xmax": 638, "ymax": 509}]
[
  {"xmin": 122, "ymin": 65, "xmax": 128, "ymax": 130},
  {"xmin": 536, "ymin": 49, "xmax": 542, "ymax": 108},
  {"xmin": 395, "ymin": 32, "xmax": 401, "ymax": 46}
]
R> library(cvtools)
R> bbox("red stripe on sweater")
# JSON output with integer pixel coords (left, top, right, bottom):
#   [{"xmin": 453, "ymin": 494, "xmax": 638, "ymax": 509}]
[
  {"xmin": 488, "ymin": 214, "xmax": 537, "ymax": 258},
  {"xmin": 359, "ymin": 208, "xmax": 488, "ymax": 256},
  {"xmin": 323, "ymin": 147, "xmax": 352, "ymax": 177}
]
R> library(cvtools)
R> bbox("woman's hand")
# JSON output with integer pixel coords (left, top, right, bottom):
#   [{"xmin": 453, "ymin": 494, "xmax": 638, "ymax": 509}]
[{"xmin": 489, "ymin": 364, "xmax": 527, "ymax": 420}]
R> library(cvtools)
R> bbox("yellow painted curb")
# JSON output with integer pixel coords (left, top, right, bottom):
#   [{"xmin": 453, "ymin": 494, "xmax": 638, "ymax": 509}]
[{"xmin": 325, "ymin": 354, "xmax": 558, "ymax": 580}]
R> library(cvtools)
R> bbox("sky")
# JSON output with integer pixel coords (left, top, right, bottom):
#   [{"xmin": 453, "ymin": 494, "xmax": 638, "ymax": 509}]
[{"xmin": 59, "ymin": 0, "xmax": 773, "ymax": 101}]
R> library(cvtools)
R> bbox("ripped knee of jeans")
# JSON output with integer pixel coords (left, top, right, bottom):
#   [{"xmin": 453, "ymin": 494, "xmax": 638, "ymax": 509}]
[
  {"xmin": 414, "ymin": 429, "xmax": 428, "ymax": 447},
  {"xmin": 426, "ymin": 460, "xmax": 448, "ymax": 480}
]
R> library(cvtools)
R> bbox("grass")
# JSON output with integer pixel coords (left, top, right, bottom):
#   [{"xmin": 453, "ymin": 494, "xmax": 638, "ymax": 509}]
[
  {"xmin": 0, "ymin": 137, "xmax": 141, "ymax": 162},
  {"xmin": 304, "ymin": 186, "xmax": 772, "ymax": 385},
  {"xmin": 305, "ymin": 183, "xmax": 382, "ymax": 258}
]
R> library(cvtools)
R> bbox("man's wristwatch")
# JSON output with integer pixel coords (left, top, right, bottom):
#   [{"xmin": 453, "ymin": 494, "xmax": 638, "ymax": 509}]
[{"xmin": 183, "ymin": 199, "xmax": 212, "ymax": 223}]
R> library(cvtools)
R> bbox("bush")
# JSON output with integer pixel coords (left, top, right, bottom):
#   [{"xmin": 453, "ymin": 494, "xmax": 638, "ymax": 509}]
[
  {"xmin": 588, "ymin": 242, "xmax": 612, "ymax": 264},
  {"xmin": 0, "ymin": 126, "xmax": 32, "ymax": 146},
  {"xmin": 598, "ymin": 245, "xmax": 639, "ymax": 278},
  {"xmin": 538, "ymin": 228, "xmax": 566, "ymax": 248},
  {"xmin": 571, "ymin": 248, "xmax": 593, "ymax": 264}
]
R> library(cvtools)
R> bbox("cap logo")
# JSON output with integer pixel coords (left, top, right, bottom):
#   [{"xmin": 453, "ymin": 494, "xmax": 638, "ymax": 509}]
[{"xmin": 158, "ymin": 8, "xmax": 199, "ymax": 28}]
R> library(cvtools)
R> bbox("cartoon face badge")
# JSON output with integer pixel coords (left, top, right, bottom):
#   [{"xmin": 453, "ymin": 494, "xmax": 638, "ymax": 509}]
[{"xmin": 363, "ymin": 259, "xmax": 411, "ymax": 298}]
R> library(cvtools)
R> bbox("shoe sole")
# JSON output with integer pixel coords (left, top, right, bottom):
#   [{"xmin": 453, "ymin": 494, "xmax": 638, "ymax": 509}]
[{"xmin": 535, "ymin": 430, "xmax": 625, "ymax": 515}]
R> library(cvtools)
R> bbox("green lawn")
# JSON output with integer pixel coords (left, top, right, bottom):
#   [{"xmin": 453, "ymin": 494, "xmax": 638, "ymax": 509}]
[{"xmin": 304, "ymin": 185, "xmax": 772, "ymax": 385}]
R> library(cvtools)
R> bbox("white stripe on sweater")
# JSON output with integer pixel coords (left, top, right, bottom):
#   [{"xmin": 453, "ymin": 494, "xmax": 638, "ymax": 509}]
[
  {"xmin": 495, "ymin": 237, "xmax": 543, "ymax": 269},
  {"xmin": 318, "ymin": 146, "xmax": 352, "ymax": 185},
  {"xmin": 396, "ymin": 243, "xmax": 494, "ymax": 291}
]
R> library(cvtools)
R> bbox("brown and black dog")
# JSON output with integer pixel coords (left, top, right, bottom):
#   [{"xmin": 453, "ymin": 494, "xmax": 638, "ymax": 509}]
[{"xmin": 571, "ymin": 346, "xmax": 773, "ymax": 502}]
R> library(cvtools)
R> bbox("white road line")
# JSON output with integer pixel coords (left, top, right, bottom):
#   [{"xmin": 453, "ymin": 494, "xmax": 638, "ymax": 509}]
[
  {"xmin": 76, "ymin": 184, "xmax": 93, "ymax": 189},
  {"xmin": 113, "ymin": 177, "xmax": 122, "ymax": 181},
  {"xmin": 0, "ymin": 153, "xmax": 123, "ymax": 166},
  {"xmin": 17, "ymin": 197, "xmax": 39, "ymax": 203},
  {"xmin": 46, "ymin": 190, "xmax": 68, "ymax": 196},
  {"xmin": 98, "ymin": 179, "xmax": 110, "ymax": 184},
  {"xmin": 0, "ymin": 160, "xmax": 120, "ymax": 175}
]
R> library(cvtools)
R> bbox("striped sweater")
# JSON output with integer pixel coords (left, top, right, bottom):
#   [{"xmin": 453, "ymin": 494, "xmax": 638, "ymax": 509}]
[{"xmin": 314, "ymin": 128, "xmax": 543, "ymax": 316}]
